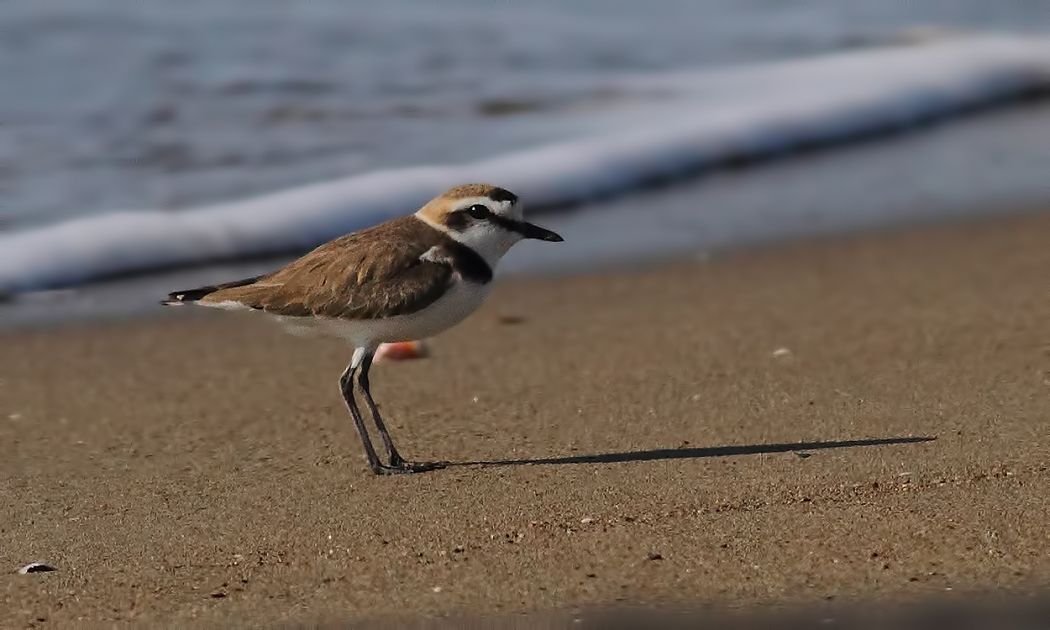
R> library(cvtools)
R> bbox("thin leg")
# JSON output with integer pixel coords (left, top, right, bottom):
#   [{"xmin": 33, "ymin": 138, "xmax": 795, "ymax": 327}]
[
  {"xmin": 339, "ymin": 348, "xmax": 384, "ymax": 475},
  {"xmin": 356, "ymin": 351, "xmax": 404, "ymax": 465},
  {"xmin": 358, "ymin": 350, "xmax": 446, "ymax": 473}
]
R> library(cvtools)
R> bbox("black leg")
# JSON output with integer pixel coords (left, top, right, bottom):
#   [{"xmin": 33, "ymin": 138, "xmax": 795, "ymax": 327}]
[
  {"xmin": 358, "ymin": 350, "xmax": 446, "ymax": 473},
  {"xmin": 339, "ymin": 358, "xmax": 384, "ymax": 475},
  {"xmin": 356, "ymin": 351, "xmax": 405, "ymax": 465}
]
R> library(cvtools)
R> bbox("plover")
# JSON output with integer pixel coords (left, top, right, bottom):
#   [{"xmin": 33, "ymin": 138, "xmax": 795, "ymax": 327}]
[{"xmin": 163, "ymin": 184, "xmax": 562, "ymax": 475}]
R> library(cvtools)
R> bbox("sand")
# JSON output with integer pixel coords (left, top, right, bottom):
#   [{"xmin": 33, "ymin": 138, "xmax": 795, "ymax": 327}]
[{"xmin": 2, "ymin": 212, "xmax": 1049, "ymax": 627}]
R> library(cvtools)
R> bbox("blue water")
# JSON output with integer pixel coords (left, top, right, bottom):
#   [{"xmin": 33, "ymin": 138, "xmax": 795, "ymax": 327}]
[
  {"xmin": 2, "ymin": 1, "xmax": 1050, "ymax": 328},
  {"xmin": 4, "ymin": 98, "xmax": 1050, "ymax": 329},
  {"xmin": 2, "ymin": 0, "xmax": 1049, "ymax": 230}
]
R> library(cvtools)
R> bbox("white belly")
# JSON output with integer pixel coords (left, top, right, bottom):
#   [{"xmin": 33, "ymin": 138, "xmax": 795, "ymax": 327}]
[{"xmin": 278, "ymin": 279, "xmax": 491, "ymax": 348}]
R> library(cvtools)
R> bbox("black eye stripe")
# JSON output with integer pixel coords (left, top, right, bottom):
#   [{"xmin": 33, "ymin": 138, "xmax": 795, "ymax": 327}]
[
  {"xmin": 445, "ymin": 206, "xmax": 491, "ymax": 231},
  {"xmin": 446, "ymin": 205, "xmax": 526, "ymax": 235},
  {"xmin": 445, "ymin": 210, "xmax": 471, "ymax": 231},
  {"xmin": 466, "ymin": 204, "xmax": 490, "ymax": 219}
]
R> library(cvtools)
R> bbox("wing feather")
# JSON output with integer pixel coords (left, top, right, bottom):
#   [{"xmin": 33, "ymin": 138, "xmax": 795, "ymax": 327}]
[{"xmin": 199, "ymin": 217, "xmax": 453, "ymax": 319}]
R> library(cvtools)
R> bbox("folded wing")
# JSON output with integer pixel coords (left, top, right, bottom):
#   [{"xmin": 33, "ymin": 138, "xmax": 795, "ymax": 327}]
[{"xmin": 166, "ymin": 218, "xmax": 454, "ymax": 320}]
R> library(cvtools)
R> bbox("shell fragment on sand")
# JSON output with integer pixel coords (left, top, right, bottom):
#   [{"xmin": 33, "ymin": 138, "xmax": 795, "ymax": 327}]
[{"xmin": 17, "ymin": 562, "xmax": 56, "ymax": 574}]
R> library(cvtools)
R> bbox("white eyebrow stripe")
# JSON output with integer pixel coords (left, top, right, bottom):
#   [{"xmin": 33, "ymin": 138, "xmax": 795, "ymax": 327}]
[
  {"xmin": 414, "ymin": 194, "xmax": 515, "ymax": 239},
  {"xmin": 449, "ymin": 196, "xmax": 502, "ymax": 212}
]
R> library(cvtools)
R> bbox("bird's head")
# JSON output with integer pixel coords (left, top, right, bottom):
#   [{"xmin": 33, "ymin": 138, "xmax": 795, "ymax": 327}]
[{"xmin": 416, "ymin": 184, "xmax": 562, "ymax": 265}]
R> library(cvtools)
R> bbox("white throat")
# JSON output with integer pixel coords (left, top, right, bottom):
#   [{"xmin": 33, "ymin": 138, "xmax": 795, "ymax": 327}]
[{"xmin": 414, "ymin": 211, "xmax": 520, "ymax": 269}]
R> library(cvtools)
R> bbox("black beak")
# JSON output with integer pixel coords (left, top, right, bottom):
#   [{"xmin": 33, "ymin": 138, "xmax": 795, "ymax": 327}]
[{"xmin": 515, "ymin": 221, "xmax": 563, "ymax": 242}]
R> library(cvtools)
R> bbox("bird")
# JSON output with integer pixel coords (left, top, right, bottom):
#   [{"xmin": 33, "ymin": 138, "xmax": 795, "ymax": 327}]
[{"xmin": 162, "ymin": 184, "xmax": 563, "ymax": 475}]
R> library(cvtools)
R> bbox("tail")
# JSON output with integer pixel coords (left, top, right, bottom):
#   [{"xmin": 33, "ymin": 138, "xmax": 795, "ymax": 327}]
[{"xmin": 161, "ymin": 274, "xmax": 265, "ymax": 306}]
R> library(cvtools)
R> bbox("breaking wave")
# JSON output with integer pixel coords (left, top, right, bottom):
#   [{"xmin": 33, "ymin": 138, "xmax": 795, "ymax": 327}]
[{"xmin": 2, "ymin": 35, "xmax": 1049, "ymax": 294}]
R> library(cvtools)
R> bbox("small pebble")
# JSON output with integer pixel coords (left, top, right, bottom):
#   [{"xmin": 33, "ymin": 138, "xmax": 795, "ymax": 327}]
[
  {"xmin": 18, "ymin": 563, "xmax": 56, "ymax": 575},
  {"xmin": 580, "ymin": 517, "xmax": 594, "ymax": 524},
  {"xmin": 772, "ymin": 347, "xmax": 792, "ymax": 358},
  {"xmin": 496, "ymin": 314, "xmax": 525, "ymax": 325},
  {"xmin": 431, "ymin": 586, "xmax": 442, "ymax": 593}
]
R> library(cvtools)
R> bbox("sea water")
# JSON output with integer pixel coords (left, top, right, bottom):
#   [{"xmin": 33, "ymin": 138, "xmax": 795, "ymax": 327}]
[{"xmin": 1, "ymin": 1, "xmax": 1050, "ymax": 323}]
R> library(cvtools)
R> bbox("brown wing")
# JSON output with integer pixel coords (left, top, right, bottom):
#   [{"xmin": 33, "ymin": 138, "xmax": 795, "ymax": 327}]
[{"xmin": 198, "ymin": 217, "xmax": 454, "ymax": 319}]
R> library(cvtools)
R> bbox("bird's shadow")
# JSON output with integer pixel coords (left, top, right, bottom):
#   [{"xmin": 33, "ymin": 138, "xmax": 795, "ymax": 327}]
[{"xmin": 451, "ymin": 436, "xmax": 935, "ymax": 468}]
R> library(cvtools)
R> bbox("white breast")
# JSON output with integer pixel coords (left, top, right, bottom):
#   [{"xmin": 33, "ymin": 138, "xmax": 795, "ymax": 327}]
[{"xmin": 288, "ymin": 279, "xmax": 491, "ymax": 348}]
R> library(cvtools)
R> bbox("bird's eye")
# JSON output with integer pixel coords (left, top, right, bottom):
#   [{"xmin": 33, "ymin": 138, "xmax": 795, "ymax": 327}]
[{"xmin": 466, "ymin": 204, "xmax": 489, "ymax": 219}]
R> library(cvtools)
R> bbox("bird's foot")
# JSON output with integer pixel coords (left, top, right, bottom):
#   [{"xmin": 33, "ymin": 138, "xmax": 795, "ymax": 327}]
[{"xmin": 374, "ymin": 460, "xmax": 447, "ymax": 475}]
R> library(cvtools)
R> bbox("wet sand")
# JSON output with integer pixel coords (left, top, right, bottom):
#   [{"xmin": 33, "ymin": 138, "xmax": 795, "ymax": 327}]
[{"xmin": 2, "ymin": 212, "xmax": 1049, "ymax": 627}]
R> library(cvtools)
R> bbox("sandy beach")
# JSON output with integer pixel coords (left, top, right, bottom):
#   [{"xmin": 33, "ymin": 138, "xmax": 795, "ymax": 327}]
[{"xmin": 2, "ymin": 211, "xmax": 1049, "ymax": 627}]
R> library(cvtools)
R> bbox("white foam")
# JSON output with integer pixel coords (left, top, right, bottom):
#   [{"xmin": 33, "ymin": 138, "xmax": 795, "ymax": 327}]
[{"xmin": 2, "ymin": 35, "xmax": 1049, "ymax": 294}]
